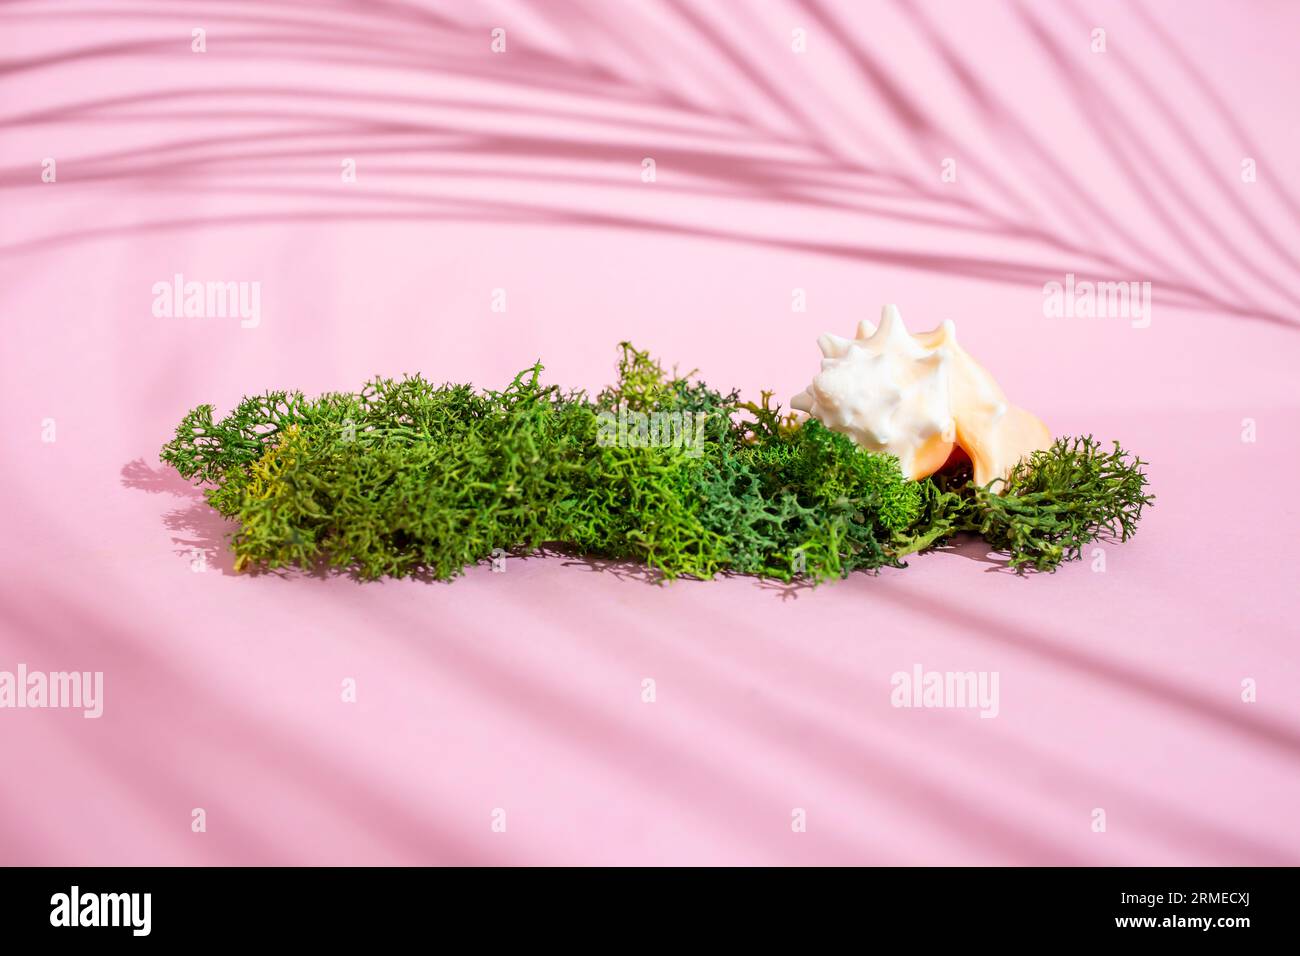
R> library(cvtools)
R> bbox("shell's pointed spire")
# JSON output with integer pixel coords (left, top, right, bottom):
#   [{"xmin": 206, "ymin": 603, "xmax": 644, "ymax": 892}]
[
  {"xmin": 818, "ymin": 333, "xmax": 851, "ymax": 358},
  {"xmin": 873, "ymin": 304, "xmax": 908, "ymax": 342}
]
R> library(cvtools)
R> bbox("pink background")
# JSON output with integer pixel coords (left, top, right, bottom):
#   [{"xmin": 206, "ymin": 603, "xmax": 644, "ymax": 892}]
[{"xmin": 1, "ymin": 0, "xmax": 1298, "ymax": 865}]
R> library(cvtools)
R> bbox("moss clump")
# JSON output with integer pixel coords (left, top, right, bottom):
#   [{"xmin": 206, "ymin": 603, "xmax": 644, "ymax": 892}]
[{"xmin": 161, "ymin": 343, "xmax": 1151, "ymax": 581}]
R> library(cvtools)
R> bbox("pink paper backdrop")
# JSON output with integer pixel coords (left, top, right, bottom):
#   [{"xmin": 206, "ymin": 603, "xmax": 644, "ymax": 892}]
[{"xmin": 1, "ymin": 0, "xmax": 1298, "ymax": 865}]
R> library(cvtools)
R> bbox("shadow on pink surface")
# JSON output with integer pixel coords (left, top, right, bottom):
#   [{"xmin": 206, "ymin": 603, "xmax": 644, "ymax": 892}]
[
  {"xmin": 103, "ymin": 451, "xmax": 1300, "ymax": 866},
  {"xmin": 1, "ymin": 0, "xmax": 1297, "ymax": 328}
]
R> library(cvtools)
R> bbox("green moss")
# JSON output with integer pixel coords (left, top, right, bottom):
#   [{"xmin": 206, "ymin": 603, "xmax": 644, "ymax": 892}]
[
  {"xmin": 967, "ymin": 436, "xmax": 1154, "ymax": 571},
  {"xmin": 160, "ymin": 345, "xmax": 1152, "ymax": 582}
]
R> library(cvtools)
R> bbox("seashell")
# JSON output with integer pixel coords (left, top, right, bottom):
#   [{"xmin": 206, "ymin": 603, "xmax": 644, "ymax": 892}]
[{"xmin": 791, "ymin": 305, "xmax": 1052, "ymax": 485}]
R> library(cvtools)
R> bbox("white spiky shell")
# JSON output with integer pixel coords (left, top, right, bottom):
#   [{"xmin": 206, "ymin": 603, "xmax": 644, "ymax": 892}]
[
  {"xmin": 792, "ymin": 305, "xmax": 1053, "ymax": 483},
  {"xmin": 791, "ymin": 305, "xmax": 956, "ymax": 478}
]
